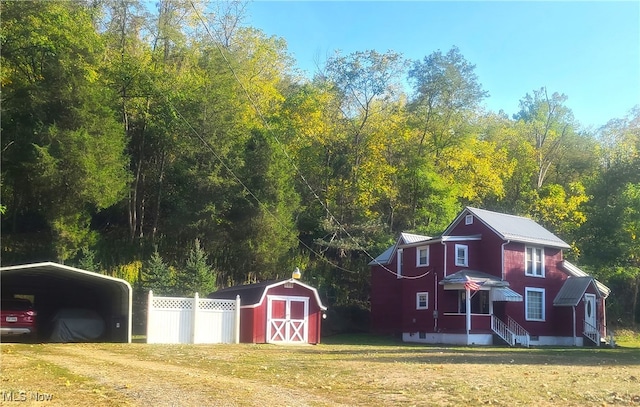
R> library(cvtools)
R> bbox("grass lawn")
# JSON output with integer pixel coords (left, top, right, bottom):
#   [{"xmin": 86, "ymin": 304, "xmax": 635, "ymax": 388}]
[{"xmin": 1, "ymin": 333, "xmax": 639, "ymax": 406}]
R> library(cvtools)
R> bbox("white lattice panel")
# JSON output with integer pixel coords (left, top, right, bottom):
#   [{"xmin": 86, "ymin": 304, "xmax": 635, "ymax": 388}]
[
  {"xmin": 198, "ymin": 299, "xmax": 236, "ymax": 311},
  {"xmin": 152, "ymin": 297, "xmax": 194, "ymax": 310}
]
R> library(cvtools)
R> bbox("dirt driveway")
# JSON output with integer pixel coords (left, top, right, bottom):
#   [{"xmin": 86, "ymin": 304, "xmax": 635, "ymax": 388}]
[
  {"xmin": 3, "ymin": 340, "xmax": 640, "ymax": 406},
  {"xmin": 2, "ymin": 344, "xmax": 333, "ymax": 407}
]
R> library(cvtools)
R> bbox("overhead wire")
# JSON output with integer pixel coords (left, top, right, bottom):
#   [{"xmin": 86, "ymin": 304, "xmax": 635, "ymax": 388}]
[{"xmin": 185, "ymin": 1, "xmax": 428, "ymax": 279}]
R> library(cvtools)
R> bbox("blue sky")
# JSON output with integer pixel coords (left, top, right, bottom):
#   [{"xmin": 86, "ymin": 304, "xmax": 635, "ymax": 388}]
[{"xmin": 245, "ymin": 1, "xmax": 640, "ymax": 129}]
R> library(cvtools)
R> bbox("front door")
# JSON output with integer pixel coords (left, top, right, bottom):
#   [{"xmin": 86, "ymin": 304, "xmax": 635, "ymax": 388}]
[
  {"xmin": 267, "ymin": 296, "xmax": 309, "ymax": 343},
  {"xmin": 584, "ymin": 293, "xmax": 597, "ymax": 332}
]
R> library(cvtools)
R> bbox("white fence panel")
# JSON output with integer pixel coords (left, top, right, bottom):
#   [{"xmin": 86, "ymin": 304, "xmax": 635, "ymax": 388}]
[
  {"xmin": 147, "ymin": 291, "xmax": 240, "ymax": 344},
  {"xmin": 194, "ymin": 297, "xmax": 237, "ymax": 344}
]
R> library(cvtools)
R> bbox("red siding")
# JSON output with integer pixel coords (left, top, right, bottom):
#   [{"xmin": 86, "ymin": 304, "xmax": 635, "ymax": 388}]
[
  {"xmin": 239, "ymin": 282, "xmax": 325, "ymax": 344},
  {"xmin": 503, "ymin": 244, "xmax": 569, "ymax": 336},
  {"xmin": 369, "ymin": 209, "xmax": 603, "ymax": 344},
  {"xmin": 370, "ymin": 260, "xmax": 402, "ymax": 335}
]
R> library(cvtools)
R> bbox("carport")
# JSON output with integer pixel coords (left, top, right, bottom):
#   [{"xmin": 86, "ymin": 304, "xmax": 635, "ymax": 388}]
[{"xmin": 0, "ymin": 262, "xmax": 132, "ymax": 343}]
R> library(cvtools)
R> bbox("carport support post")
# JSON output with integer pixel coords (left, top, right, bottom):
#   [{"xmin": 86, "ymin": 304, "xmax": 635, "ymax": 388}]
[
  {"xmin": 192, "ymin": 292, "xmax": 199, "ymax": 344},
  {"xmin": 235, "ymin": 295, "xmax": 241, "ymax": 344}
]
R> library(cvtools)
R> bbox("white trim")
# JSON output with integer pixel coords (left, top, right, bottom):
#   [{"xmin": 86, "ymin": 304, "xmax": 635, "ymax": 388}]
[
  {"xmin": 455, "ymin": 244, "xmax": 468, "ymax": 267},
  {"xmin": 525, "ymin": 287, "xmax": 546, "ymax": 321},
  {"xmin": 266, "ymin": 295, "xmax": 309, "ymax": 344},
  {"xmin": 584, "ymin": 293, "xmax": 597, "ymax": 329},
  {"xmin": 525, "ymin": 246, "xmax": 545, "ymax": 277},
  {"xmin": 465, "ymin": 214, "xmax": 474, "ymax": 225},
  {"xmin": 416, "ymin": 246, "xmax": 429, "ymax": 267},
  {"xmin": 0, "ymin": 261, "xmax": 132, "ymax": 285},
  {"xmin": 416, "ymin": 292, "xmax": 429, "ymax": 310},
  {"xmin": 397, "ymin": 248, "xmax": 403, "ymax": 279},
  {"xmin": 242, "ymin": 279, "xmax": 327, "ymax": 310},
  {"xmin": 403, "ymin": 332, "xmax": 493, "ymax": 346}
]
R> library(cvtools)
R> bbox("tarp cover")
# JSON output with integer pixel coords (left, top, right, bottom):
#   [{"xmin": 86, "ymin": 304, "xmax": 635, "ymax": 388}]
[{"xmin": 49, "ymin": 309, "xmax": 105, "ymax": 342}]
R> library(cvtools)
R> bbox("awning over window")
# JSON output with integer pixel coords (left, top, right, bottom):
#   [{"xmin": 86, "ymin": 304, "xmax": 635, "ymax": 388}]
[{"xmin": 491, "ymin": 287, "xmax": 523, "ymax": 302}]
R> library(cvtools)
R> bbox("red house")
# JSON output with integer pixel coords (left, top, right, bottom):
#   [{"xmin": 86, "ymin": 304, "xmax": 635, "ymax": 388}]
[
  {"xmin": 370, "ymin": 207, "xmax": 611, "ymax": 347},
  {"xmin": 209, "ymin": 279, "xmax": 327, "ymax": 344}
]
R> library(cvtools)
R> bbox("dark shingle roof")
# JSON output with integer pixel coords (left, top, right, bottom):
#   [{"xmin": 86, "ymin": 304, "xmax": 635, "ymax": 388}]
[{"xmin": 208, "ymin": 280, "xmax": 286, "ymax": 305}]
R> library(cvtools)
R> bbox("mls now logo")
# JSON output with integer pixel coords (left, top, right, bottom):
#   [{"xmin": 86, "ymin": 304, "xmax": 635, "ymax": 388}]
[{"xmin": 1, "ymin": 390, "xmax": 53, "ymax": 402}]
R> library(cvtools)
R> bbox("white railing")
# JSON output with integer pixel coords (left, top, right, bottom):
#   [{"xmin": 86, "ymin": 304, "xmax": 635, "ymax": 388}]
[
  {"xmin": 491, "ymin": 315, "xmax": 531, "ymax": 348},
  {"xmin": 491, "ymin": 315, "xmax": 514, "ymax": 346},
  {"xmin": 508, "ymin": 316, "xmax": 531, "ymax": 348},
  {"xmin": 583, "ymin": 320, "xmax": 600, "ymax": 346}
]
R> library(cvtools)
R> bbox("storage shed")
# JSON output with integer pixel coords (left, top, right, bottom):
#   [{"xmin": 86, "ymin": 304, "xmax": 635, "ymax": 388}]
[
  {"xmin": 0, "ymin": 262, "xmax": 132, "ymax": 343},
  {"xmin": 208, "ymin": 279, "xmax": 327, "ymax": 344}
]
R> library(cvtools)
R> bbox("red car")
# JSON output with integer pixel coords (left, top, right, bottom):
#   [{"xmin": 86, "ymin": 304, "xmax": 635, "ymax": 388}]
[{"xmin": 1, "ymin": 298, "xmax": 37, "ymax": 338}]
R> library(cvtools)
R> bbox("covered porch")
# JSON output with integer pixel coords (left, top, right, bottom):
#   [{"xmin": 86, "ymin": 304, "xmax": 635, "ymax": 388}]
[{"xmin": 437, "ymin": 269, "xmax": 527, "ymax": 346}]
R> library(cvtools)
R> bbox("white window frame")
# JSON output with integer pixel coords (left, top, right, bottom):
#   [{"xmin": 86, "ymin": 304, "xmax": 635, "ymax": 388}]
[
  {"xmin": 416, "ymin": 292, "xmax": 429, "ymax": 310},
  {"xmin": 455, "ymin": 244, "xmax": 468, "ymax": 267},
  {"xmin": 525, "ymin": 287, "xmax": 545, "ymax": 321},
  {"xmin": 465, "ymin": 214, "xmax": 474, "ymax": 225},
  {"xmin": 416, "ymin": 245, "xmax": 429, "ymax": 267},
  {"xmin": 525, "ymin": 246, "xmax": 545, "ymax": 277},
  {"xmin": 396, "ymin": 248, "xmax": 403, "ymax": 279}
]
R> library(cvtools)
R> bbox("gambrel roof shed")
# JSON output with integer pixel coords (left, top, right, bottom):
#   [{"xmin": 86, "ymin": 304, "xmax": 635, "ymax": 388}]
[{"xmin": 209, "ymin": 279, "xmax": 327, "ymax": 344}]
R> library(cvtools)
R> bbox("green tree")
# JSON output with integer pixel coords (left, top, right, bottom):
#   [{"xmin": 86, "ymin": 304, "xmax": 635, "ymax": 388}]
[
  {"xmin": 140, "ymin": 249, "xmax": 174, "ymax": 295},
  {"xmin": 1, "ymin": 1, "xmax": 130, "ymax": 262},
  {"xmin": 513, "ymin": 87, "xmax": 578, "ymax": 190},
  {"xmin": 176, "ymin": 239, "xmax": 216, "ymax": 296},
  {"xmin": 579, "ymin": 110, "xmax": 640, "ymax": 324}
]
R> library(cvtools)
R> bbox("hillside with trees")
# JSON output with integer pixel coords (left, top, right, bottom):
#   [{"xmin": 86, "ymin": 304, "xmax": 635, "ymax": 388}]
[{"xmin": 1, "ymin": 1, "xmax": 638, "ymax": 326}]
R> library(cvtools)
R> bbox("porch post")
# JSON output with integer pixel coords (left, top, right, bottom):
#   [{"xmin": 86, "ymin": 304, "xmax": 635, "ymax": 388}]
[{"xmin": 465, "ymin": 287, "xmax": 471, "ymax": 336}]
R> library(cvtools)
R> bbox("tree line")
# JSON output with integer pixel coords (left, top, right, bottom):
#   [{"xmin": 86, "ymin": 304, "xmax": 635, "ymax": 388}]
[{"xmin": 1, "ymin": 1, "xmax": 638, "ymax": 325}]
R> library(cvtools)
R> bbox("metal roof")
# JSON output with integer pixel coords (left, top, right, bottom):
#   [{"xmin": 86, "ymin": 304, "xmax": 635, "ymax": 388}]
[
  {"xmin": 562, "ymin": 261, "xmax": 610, "ymax": 298},
  {"xmin": 491, "ymin": 287, "xmax": 523, "ymax": 302},
  {"xmin": 553, "ymin": 276, "xmax": 600, "ymax": 307},
  {"xmin": 0, "ymin": 262, "xmax": 133, "ymax": 343},
  {"xmin": 446, "ymin": 207, "xmax": 571, "ymax": 249},
  {"xmin": 368, "ymin": 232, "xmax": 431, "ymax": 266},
  {"xmin": 439, "ymin": 269, "xmax": 510, "ymax": 287},
  {"xmin": 400, "ymin": 232, "xmax": 431, "ymax": 244}
]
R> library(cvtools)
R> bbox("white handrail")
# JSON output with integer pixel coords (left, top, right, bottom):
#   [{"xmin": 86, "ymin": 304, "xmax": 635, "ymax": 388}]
[
  {"xmin": 508, "ymin": 316, "xmax": 531, "ymax": 348},
  {"xmin": 583, "ymin": 320, "xmax": 600, "ymax": 346},
  {"xmin": 491, "ymin": 315, "xmax": 514, "ymax": 346}
]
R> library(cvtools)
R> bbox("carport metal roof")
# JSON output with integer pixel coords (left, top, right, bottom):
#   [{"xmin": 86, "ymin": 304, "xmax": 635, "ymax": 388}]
[{"xmin": 0, "ymin": 262, "xmax": 132, "ymax": 343}]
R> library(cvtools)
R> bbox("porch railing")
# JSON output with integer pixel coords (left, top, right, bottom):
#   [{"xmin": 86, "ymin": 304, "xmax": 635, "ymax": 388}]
[
  {"xmin": 583, "ymin": 320, "xmax": 600, "ymax": 346},
  {"xmin": 491, "ymin": 315, "xmax": 514, "ymax": 346},
  {"xmin": 508, "ymin": 316, "xmax": 531, "ymax": 348},
  {"xmin": 491, "ymin": 315, "xmax": 530, "ymax": 348}
]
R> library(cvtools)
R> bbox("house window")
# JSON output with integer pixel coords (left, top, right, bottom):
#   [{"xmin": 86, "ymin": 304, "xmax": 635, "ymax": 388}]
[
  {"xmin": 525, "ymin": 287, "xmax": 545, "ymax": 321},
  {"xmin": 458, "ymin": 290, "xmax": 489, "ymax": 314},
  {"xmin": 455, "ymin": 244, "xmax": 468, "ymax": 267},
  {"xmin": 416, "ymin": 246, "xmax": 429, "ymax": 267},
  {"xmin": 416, "ymin": 292, "xmax": 428, "ymax": 310},
  {"xmin": 465, "ymin": 214, "xmax": 473, "ymax": 225},
  {"xmin": 396, "ymin": 248, "xmax": 403, "ymax": 279},
  {"xmin": 525, "ymin": 247, "xmax": 544, "ymax": 277}
]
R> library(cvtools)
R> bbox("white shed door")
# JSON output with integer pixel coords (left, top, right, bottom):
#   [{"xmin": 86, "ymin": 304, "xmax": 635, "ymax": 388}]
[{"xmin": 267, "ymin": 295, "xmax": 309, "ymax": 344}]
